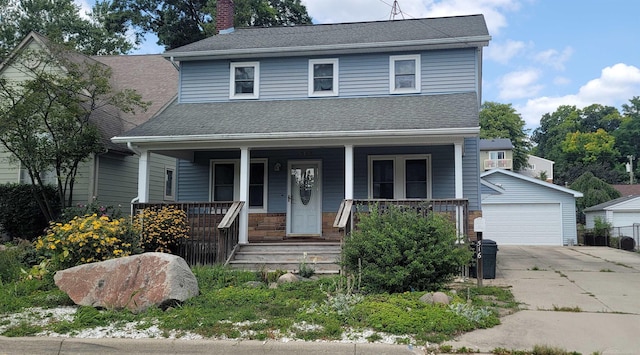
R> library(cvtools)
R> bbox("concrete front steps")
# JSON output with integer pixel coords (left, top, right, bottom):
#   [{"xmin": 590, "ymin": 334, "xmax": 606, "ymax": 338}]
[{"xmin": 227, "ymin": 242, "xmax": 342, "ymax": 274}]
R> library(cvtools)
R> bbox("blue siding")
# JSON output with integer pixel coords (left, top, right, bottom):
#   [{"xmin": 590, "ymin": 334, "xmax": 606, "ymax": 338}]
[
  {"xmin": 463, "ymin": 137, "xmax": 481, "ymax": 210},
  {"xmin": 178, "ymin": 48, "xmax": 478, "ymax": 102},
  {"xmin": 176, "ymin": 144, "xmax": 480, "ymax": 212},
  {"xmin": 481, "ymin": 172, "xmax": 579, "ymax": 244}
]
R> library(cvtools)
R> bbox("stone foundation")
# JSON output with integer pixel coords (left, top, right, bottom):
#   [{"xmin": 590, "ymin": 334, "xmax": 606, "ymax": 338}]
[{"xmin": 248, "ymin": 213, "xmax": 342, "ymax": 242}]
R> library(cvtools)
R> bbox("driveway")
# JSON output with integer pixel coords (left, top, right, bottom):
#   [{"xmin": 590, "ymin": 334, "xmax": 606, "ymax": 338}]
[{"xmin": 446, "ymin": 246, "xmax": 640, "ymax": 354}]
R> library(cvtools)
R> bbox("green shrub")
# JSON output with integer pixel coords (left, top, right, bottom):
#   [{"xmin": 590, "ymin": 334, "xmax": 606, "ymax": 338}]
[
  {"xmin": 342, "ymin": 205, "xmax": 472, "ymax": 293},
  {"xmin": 0, "ymin": 246, "xmax": 25, "ymax": 284},
  {"xmin": 0, "ymin": 183, "xmax": 59, "ymax": 240},
  {"xmin": 34, "ymin": 214, "xmax": 139, "ymax": 270},
  {"xmin": 59, "ymin": 200, "xmax": 124, "ymax": 223},
  {"xmin": 133, "ymin": 206, "xmax": 190, "ymax": 253}
]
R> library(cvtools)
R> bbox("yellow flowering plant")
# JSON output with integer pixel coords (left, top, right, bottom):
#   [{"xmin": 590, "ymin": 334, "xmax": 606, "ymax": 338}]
[
  {"xmin": 133, "ymin": 206, "xmax": 190, "ymax": 253},
  {"xmin": 34, "ymin": 214, "xmax": 139, "ymax": 270}
]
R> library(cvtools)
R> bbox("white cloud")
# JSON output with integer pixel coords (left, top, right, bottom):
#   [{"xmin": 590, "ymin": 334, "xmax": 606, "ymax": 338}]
[
  {"xmin": 485, "ymin": 39, "xmax": 527, "ymax": 64},
  {"xmin": 497, "ymin": 69, "xmax": 543, "ymax": 100},
  {"xmin": 516, "ymin": 63, "xmax": 640, "ymax": 128},
  {"xmin": 73, "ymin": 0, "xmax": 92, "ymax": 20},
  {"xmin": 302, "ymin": 0, "xmax": 523, "ymax": 34},
  {"xmin": 534, "ymin": 47, "xmax": 574, "ymax": 70}
]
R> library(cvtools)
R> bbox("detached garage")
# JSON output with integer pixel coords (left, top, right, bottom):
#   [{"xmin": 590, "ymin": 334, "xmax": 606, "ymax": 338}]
[{"xmin": 481, "ymin": 169, "xmax": 583, "ymax": 246}]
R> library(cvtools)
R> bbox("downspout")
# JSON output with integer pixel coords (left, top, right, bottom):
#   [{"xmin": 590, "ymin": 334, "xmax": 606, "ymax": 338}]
[
  {"xmin": 128, "ymin": 141, "xmax": 141, "ymax": 218},
  {"xmin": 169, "ymin": 56, "xmax": 179, "ymax": 71}
]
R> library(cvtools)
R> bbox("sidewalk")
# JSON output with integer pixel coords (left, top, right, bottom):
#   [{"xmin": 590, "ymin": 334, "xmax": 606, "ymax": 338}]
[{"xmin": 0, "ymin": 337, "xmax": 425, "ymax": 355}]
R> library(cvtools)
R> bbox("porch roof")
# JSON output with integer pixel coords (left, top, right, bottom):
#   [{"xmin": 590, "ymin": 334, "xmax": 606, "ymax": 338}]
[{"xmin": 113, "ymin": 92, "xmax": 479, "ymax": 144}]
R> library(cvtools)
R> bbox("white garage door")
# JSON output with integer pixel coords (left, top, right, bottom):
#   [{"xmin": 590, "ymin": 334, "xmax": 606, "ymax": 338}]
[
  {"xmin": 612, "ymin": 212, "xmax": 640, "ymax": 227},
  {"xmin": 482, "ymin": 203, "xmax": 562, "ymax": 245}
]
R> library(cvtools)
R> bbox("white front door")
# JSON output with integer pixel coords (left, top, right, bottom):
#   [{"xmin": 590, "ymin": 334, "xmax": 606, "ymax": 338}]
[{"xmin": 287, "ymin": 161, "xmax": 322, "ymax": 236}]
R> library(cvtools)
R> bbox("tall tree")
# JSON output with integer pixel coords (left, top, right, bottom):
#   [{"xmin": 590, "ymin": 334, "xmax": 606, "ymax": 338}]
[
  {"xmin": 570, "ymin": 171, "xmax": 621, "ymax": 223},
  {"xmin": 0, "ymin": 0, "xmax": 135, "ymax": 61},
  {"xmin": 109, "ymin": 0, "xmax": 312, "ymax": 50},
  {"xmin": 0, "ymin": 45, "xmax": 148, "ymax": 221},
  {"xmin": 479, "ymin": 102, "xmax": 531, "ymax": 171},
  {"xmin": 613, "ymin": 97, "xmax": 640, "ymax": 179}
]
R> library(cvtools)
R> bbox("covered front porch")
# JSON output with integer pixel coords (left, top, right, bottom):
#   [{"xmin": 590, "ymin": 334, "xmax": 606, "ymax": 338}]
[{"xmin": 129, "ymin": 135, "xmax": 480, "ymax": 266}]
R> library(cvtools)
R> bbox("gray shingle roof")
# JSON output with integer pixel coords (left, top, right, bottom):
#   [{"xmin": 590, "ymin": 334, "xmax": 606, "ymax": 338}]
[
  {"xmin": 583, "ymin": 195, "xmax": 640, "ymax": 212},
  {"xmin": 120, "ymin": 92, "xmax": 478, "ymax": 138},
  {"xmin": 166, "ymin": 15, "xmax": 489, "ymax": 56},
  {"xmin": 479, "ymin": 138, "xmax": 513, "ymax": 150}
]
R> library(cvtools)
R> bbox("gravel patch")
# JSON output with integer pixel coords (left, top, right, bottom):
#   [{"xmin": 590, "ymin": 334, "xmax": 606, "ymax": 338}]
[{"xmin": 0, "ymin": 306, "xmax": 416, "ymax": 345}]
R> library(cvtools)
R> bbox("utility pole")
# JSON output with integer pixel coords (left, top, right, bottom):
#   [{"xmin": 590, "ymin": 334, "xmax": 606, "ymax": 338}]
[{"xmin": 627, "ymin": 155, "xmax": 635, "ymax": 184}]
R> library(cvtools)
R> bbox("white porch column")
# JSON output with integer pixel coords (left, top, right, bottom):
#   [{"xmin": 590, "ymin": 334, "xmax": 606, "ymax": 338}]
[
  {"xmin": 238, "ymin": 147, "xmax": 250, "ymax": 244},
  {"xmin": 454, "ymin": 142, "xmax": 464, "ymax": 199},
  {"xmin": 344, "ymin": 145, "xmax": 354, "ymax": 199},
  {"xmin": 137, "ymin": 149, "xmax": 151, "ymax": 203}
]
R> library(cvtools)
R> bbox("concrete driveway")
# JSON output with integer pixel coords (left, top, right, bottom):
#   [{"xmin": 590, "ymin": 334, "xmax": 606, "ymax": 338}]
[{"xmin": 446, "ymin": 246, "xmax": 640, "ymax": 354}]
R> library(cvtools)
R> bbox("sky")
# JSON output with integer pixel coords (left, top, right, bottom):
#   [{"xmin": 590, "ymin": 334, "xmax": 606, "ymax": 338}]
[{"xmin": 75, "ymin": 0, "xmax": 640, "ymax": 131}]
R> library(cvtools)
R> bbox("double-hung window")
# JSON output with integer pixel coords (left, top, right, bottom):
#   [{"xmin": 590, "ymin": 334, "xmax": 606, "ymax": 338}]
[
  {"xmin": 308, "ymin": 59, "xmax": 338, "ymax": 97},
  {"xmin": 230, "ymin": 62, "xmax": 259, "ymax": 99},
  {"xmin": 389, "ymin": 54, "xmax": 421, "ymax": 94},
  {"xmin": 211, "ymin": 159, "xmax": 268, "ymax": 212},
  {"xmin": 369, "ymin": 155, "xmax": 431, "ymax": 199}
]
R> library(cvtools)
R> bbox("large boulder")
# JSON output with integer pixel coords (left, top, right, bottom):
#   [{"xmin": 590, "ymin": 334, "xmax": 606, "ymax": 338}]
[{"xmin": 54, "ymin": 253, "xmax": 199, "ymax": 313}]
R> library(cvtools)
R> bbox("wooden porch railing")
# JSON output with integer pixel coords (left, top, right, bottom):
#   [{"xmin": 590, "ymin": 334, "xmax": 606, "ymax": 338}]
[
  {"xmin": 132, "ymin": 201, "xmax": 244, "ymax": 266},
  {"xmin": 334, "ymin": 199, "xmax": 469, "ymax": 241}
]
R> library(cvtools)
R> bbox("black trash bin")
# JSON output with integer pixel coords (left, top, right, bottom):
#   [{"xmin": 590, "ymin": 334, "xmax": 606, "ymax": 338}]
[{"xmin": 470, "ymin": 239, "xmax": 498, "ymax": 279}]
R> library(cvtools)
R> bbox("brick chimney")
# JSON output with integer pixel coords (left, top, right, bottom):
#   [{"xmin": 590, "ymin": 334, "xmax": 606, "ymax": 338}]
[{"xmin": 217, "ymin": 0, "xmax": 235, "ymax": 34}]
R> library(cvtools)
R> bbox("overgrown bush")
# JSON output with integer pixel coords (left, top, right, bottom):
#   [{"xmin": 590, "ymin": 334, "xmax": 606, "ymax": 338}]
[
  {"xmin": 0, "ymin": 183, "xmax": 59, "ymax": 240},
  {"xmin": 133, "ymin": 206, "xmax": 190, "ymax": 253},
  {"xmin": 342, "ymin": 205, "xmax": 472, "ymax": 293},
  {"xmin": 34, "ymin": 214, "xmax": 139, "ymax": 270}
]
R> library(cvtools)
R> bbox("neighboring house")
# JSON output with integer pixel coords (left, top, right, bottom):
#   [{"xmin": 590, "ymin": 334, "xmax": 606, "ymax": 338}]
[
  {"xmin": 0, "ymin": 32, "xmax": 178, "ymax": 211},
  {"xmin": 112, "ymin": 2, "xmax": 491, "ymax": 246},
  {"xmin": 612, "ymin": 185, "xmax": 640, "ymax": 197},
  {"xmin": 584, "ymin": 196, "xmax": 640, "ymax": 240},
  {"xmin": 479, "ymin": 138, "xmax": 513, "ymax": 171},
  {"xmin": 520, "ymin": 155, "xmax": 554, "ymax": 182},
  {"xmin": 481, "ymin": 169, "xmax": 583, "ymax": 246}
]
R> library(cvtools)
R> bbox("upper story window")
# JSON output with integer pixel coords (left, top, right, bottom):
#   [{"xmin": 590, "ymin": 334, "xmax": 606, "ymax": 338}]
[
  {"xmin": 230, "ymin": 62, "xmax": 259, "ymax": 99},
  {"xmin": 389, "ymin": 54, "xmax": 421, "ymax": 94},
  {"xmin": 308, "ymin": 58, "xmax": 338, "ymax": 97},
  {"xmin": 489, "ymin": 151, "xmax": 506, "ymax": 161}
]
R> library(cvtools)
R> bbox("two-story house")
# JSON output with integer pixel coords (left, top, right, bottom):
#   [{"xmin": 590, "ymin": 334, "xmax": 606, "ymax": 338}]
[
  {"xmin": 112, "ymin": 1, "xmax": 490, "ymax": 263},
  {"xmin": 0, "ymin": 32, "xmax": 178, "ymax": 212},
  {"xmin": 479, "ymin": 138, "xmax": 514, "ymax": 171}
]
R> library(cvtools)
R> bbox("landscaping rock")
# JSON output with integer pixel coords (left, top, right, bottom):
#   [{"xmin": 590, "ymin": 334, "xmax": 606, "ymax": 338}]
[
  {"xmin": 419, "ymin": 292, "xmax": 451, "ymax": 305},
  {"xmin": 54, "ymin": 253, "xmax": 199, "ymax": 313},
  {"xmin": 277, "ymin": 272, "xmax": 299, "ymax": 284},
  {"xmin": 433, "ymin": 291, "xmax": 450, "ymax": 305},
  {"xmin": 244, "ymin": 281, "xmax": 264, "ymax": 288}
]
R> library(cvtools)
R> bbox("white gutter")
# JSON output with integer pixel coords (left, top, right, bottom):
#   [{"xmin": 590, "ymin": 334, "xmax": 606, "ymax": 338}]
[
  {"xmin": 163, "ymin": 36, "xmax": 491, "ymax": 60},
  {"xmin": 113, "ymin": 127, "xmax": 480, "ymax": 144},
  {"xmin": 127, "ymin": 142, "xmax": 141, "ymax": 212}
]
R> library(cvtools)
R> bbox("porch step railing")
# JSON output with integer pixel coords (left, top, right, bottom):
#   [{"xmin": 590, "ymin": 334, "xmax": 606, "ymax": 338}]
[
  {"xmin": 334, "ymin": 199, "xmax": 469, "ymax": 241},
  {"xmin": 132, "ymin": 201, "xmax": 243, "ymax": 266}
]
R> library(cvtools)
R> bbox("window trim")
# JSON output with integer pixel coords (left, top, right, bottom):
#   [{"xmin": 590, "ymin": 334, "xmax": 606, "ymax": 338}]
[
  {"xmin": 164, "ymin": 166, "xmax": 176, "ymax": 201},
  {"xmin": 389, "ymin": 54, "xmax": 421, "ymax": 94},
  {"xmin": 308, "ymin": 58, "xmax": 339, "ymax": 97},
  {"xmin": 489, "ymin": 151, "xmax": 506, "ymax": 160},
  {"xmin": 367, "ymin": 154, "xmax": 432, "ymax": 199},
  {"xmin": 209, "ymin": 159, "xmax": 268, "ymax": 213},
  {"xmin": 229, "ymin": 61, "xmax": 260, "ymax": 99}
]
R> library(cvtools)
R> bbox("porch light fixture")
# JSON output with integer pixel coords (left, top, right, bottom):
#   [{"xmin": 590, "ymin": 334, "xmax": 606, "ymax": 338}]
[{"xmin": 273, "ymin": 162, "xmax": 282, "ymax": 172}]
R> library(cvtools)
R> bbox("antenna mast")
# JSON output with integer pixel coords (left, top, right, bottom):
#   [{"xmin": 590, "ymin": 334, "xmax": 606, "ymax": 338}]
[{"xmin": 389, "ymin": 0, "xmax": 405, "ymax": 20}]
